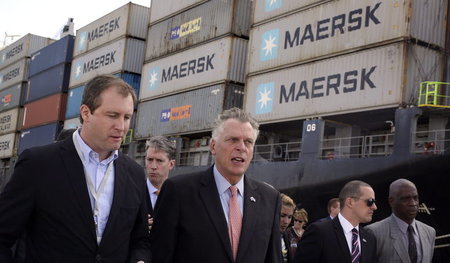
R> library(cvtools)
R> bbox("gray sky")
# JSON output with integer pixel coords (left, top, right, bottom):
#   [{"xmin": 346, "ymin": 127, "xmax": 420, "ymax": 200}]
[{"xmin": 0, "ymin": 0, "xmax": 151, "ymax": 48}]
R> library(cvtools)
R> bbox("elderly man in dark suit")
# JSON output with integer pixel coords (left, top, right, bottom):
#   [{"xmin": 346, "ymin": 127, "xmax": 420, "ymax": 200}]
[
  {"xmin": 0, "ymin": 75, "xmax": 151, "ymax": 263},
  {"xmin": 366, "ymin": 179, "xmax": 435, "ymax": 263},
  {"xmin": 150, "ymin": 107, "xmax": 281, "ymax": 263},
  {"xmin": 294, "ymin": 180, "xmax": 377, "ymax": 263}
]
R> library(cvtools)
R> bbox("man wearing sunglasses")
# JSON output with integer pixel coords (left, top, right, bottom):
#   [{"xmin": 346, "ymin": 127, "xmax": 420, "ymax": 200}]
[
  {"xmin": 294, "ymin": 180, "xmax": 377, "ymax": 263},
  {"xmin": 365, "ymin": 179, "xmax": 436, "ymax": 263}
]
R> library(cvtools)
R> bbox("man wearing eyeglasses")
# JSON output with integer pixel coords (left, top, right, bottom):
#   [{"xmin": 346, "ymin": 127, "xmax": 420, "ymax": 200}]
[
  {"xmin": 365, "ymin": 179, "xmax": 436, "ymax": 263},
  {"xmin": 294, "ymin": 180, "xmax": 377, "ymax": 263}
]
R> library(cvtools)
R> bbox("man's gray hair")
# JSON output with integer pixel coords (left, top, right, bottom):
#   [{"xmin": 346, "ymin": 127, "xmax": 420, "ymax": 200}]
[
  {"xmin": 211, "ymin": 107, "xmax": 259, "ymax": 141},
  {"xmin": 146, "ymin": 136, "xmax": 176, "ymax": 160}
]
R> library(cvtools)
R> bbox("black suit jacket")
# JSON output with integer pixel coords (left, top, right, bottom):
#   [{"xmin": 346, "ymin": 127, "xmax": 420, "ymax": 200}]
[
  {"xmin": 0, "ymin": 138, "xmax": 151, "ymax": 263},
  {"xmin": 294, "ymin": 217, "xmax": 376, "ymax": 263},
  {"xmin": 150, "ymin": 166, "xmax": 282, "ymax": 263}
]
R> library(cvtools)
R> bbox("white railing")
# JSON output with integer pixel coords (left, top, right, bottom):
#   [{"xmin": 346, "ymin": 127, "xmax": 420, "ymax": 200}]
[
  {"xmin": 413, "ymin": 129, "xmax": 450, "ymax": 155},
  {"xmin": 321, "ymin": 134, "xmax": 394, "ymax": 159}
]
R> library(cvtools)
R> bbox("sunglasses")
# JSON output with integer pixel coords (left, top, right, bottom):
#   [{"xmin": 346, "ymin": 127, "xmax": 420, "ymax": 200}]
[
  {"xmin": 352, "ymin": 197, "xmax": 376, "ymax": 207},
  {"xmin": 293, "ymin": 219, "xmax": 303, "ymax": 223}
]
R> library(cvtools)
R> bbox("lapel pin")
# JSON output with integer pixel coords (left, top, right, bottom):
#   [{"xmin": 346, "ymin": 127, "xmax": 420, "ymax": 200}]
[
  {"xmin": 250, "ymin": 197, "xmax": 256, "ymax": 202},
  {"xmin": 362, "ymin": 238, "xmax": 367, "ymax": 243}
]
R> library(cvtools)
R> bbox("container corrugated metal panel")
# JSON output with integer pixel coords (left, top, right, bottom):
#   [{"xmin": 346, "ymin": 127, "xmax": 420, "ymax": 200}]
[
  {"xmin": 64, "ymin": 117, "xmax": 81, "ymax": 129},
  {"xmin": 29, "ymin": 35, "xmax": 74, "ymax": 77},
  {"xmin": 135, "ymin": 83, "xmax": 244, "ymax": 138},
  {"xmin": 0, "ymin": 34, "xmax": 53, "ymax": 70},
  {"xmin": 247, "ymin": 0, "xmax": 448, "ymax": 75},
  {"xmin": 0, "ymin": 108, "xmax": 20, "ymax": 135},
  {"xmin": 18, "ymin": 122, "xmax": 62, "ymax": 154},
  {"xmin": 25, "ymin": 63, "xmax": 71, "ymax": 103},
  {"xmin": 74, "ymin": 3, "xmax": 149, "ymax": 57},
  {"xmin": 252, "ymin": 0, "xmax": 330, "ymax": 25},
  {"xmin": 69, "ymin": 37, "xmax": 145, "ymax": 87},
  {"xmin": 245, "ymin": 42, "xmax": 444, "ymax": 123},
  {"xmin": 150, "ymin": 0, "xmax": 206, "ymax": 24},
  {"xmin": 145, "ymin": 0, "xmax": 251, "ymax": 60},
  {"xmin": 65, "ymin": 85, "xmax": 85, "ymax": 119},
  {"xmin": 140, "ymin": 36, "xmax": 247, "ymax": 101},
  {"xmin": 22, "ymin": 93, "xmax": 67, "ymax": 129},
  {"xmin": 114, "ymin": 72, "xmax": 141, "ymax": 100},
  {"xmin": 0, "ymin": 133, "xmax": 16, "ymax": 158},
  {"xmin": 0, "ymin": 58, "xmax": 29, "ymax": 91},
  {"xmin": 0, "ymin": 84, "xmax": 24, "ymax": 112}
]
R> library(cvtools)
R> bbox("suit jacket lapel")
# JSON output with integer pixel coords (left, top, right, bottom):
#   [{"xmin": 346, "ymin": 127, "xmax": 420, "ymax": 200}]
[
  {"xmin": 100, "ymin": 154, "xmax": 127, "ymax": 247},
  {"xmin": 332, "ymin": 218, "xmax": 352, "ymax": 262},
  {"xmin": 236, "ymin": 177, "xmax": 259, "ymax": 262},
  {"xmin": 416, "ymin": 222, "xmax": 431, "ymax": 263},
  {"xmin": 198, "ymin": 168, "xmax": 233, "ymax": 261},
  {"xmin": 61, "ymin": 139, "xmax": 97, "ymax": 242},
  {"xmin": 389, "ymin": 215, "xmax": 410, "ymax": 263},
  {"xmin": 359, "ymin": 228, "xmax": 370, "ymax": 262}
]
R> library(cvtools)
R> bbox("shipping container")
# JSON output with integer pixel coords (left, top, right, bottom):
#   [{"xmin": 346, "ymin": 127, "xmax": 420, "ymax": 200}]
[
  {"xmin": 252, "ymin": 0, "xmax": 330, "ymax": 25},
  {"xmin": 140, "ymin": 36, "xmax": 247, "ymax": 100},
  {"xmin": 0, "ymin": 58, "xmax": 29, "ymax": 91},
  {"xmin": 25, "ymin": 63, "xmax": 71, "ymax": 103},
  {"xmin": 150, "ymin": 0, "xmax": 205, "ymax": 24},
  {"xmin": 22, "ymin": 93, "xmax": 67, "ymax": 129},
  {"xmin": 65, "ymin": 85, "xmax": 85, "ymax": 119},
  {"xmin": 145, "ymin": 0, "xmax": 251, "ymax": 60},
  {"xmin": 18, "ymin": 122, "xmax": 62, "ymax": 154},
  {"xmin": 0, "ymin": 108, "xmax": 20, "ymax": 135},
  {"xmin": 0, "ymin": 34, "xmax": 53, "ymax": 70},
  {"xmin": 0, "ymin": 83, "xmax": 25, "ymax": 112},
  {"xmin": 63, "ymin": 117, "xmax": 81, "ymax": 130},
  {"xmin": 28, "ymin": 35, "xmax": 74, "ymax": 77},
  {"xmin": 74, "ymin": 3, "xmax": 149, "ymax": 57},
  {"xmin": 114, "ymin": 72, "xmax": 141, "ymax": 100},
  {"xmin": 0, "ymin": 133, "xmax": 17, "ymax": 158},
  {"xmin": 247, "ymin": 0, "xmax": 448, "ymax": 75},
  {"xmin": 245, "ymin": 42, "xmax": 444, "ymax": 123},
  {"xmin": 135, "ymin": 83, "xmax": 243, "ymax": 138},
  {"xmin": 69, "ymin": 37, "xmax": 145, "ymax": 87}
]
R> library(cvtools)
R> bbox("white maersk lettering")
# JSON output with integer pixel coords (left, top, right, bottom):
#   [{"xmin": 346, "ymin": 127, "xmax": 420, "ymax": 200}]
[
  {"xmin": 87, "ymin": 17, "xmax": 120, "ymax": 42},
  {"xmin": 82, "ymin": 51, "xmax": 116, "ymax": 73},
  {"xmin": 279, "ymin": 66, "xmax": 376, "ymax": 103},
  {"xmin": 161, "ymin": 53, "xmax": 215, "ymax": 83}
]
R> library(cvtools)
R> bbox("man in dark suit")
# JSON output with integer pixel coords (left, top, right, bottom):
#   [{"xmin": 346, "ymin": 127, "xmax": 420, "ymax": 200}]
[
  {"xmin": 150, "ymin": 107, "xmax": 281, "ymax": 263},
  {"xmin": 0, "ymin": 75, "xmax": 151, "ymax": 263},
  {"xmin": 316, "ymin": 197, "xmax": 340, "ymax": 222},
  {"xmin": 144, "ymin": 136, "xmax": 175, "ymax": 230},
  {"xmin": 294, "ymin": 180, "xmax": 377, "ymax": 263}
]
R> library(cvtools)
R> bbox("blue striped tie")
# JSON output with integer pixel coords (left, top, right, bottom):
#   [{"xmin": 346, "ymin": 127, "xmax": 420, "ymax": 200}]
[{"xmin": 351, "ymin": 228, "xmax": 360, "ymax": 263}]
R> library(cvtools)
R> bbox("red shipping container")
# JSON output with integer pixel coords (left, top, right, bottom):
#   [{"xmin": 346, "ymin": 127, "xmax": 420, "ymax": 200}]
[{"xmin": 22, "ymin": 93, "xmax": 67, "ymax": 130}]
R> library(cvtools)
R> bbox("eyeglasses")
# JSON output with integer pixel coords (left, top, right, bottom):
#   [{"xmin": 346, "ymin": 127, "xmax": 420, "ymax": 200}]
[
  {"xmin": 293, "ymin": 219, "xmax": 303, "ymax": 223},
  {"xmin": 352, "ymin": 197, "xmax": 376, "ymax": 207}
]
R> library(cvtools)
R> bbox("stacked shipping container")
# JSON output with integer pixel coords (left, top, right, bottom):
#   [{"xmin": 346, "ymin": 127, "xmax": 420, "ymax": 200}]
[{"xmin": 0, "ymin": 34, "xmax": 53, "ymax": 158}]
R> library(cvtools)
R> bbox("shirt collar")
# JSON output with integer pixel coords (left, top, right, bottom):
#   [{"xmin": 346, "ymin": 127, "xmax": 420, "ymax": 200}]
[
  {"xmin": 213, "ymin": 165, "xmax": 244, "ymax": 196},
  {"xmin": 338, "ymin": 213, "xmax": 359, "ymax": 233},
  {"xmin": 74, "ymin": 128, "xmax": 118, "ymax": 164},
  {"xmin": 392, "ymin": 213, "xmax": 416, "ymax": 234},
  {"xmin": 146, "ymin": 178, "xmax": 158, "ymax": 193}
]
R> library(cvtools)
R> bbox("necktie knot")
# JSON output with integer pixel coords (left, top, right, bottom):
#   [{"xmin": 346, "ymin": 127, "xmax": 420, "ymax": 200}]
[
  {"xmin": 352, "ymin": 228, "xmax": 358, "ymax": 235},
  {"xmin": 154, "ymin": 190, "xmax": 160, "ymax": 196},
  {"xmin": 229, "ymin": 185, "xmax": 238, "ymax": 196}
]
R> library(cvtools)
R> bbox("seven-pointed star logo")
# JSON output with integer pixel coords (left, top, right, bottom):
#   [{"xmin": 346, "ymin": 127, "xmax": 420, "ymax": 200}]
[
  {"xmin": 255, "ymin": 82, "xmax": 274, "ymax": 114},
  {"xmin": 78, "ymin": 32, "xmax": 87, "ymax": 51},
  {"xmin": 75, "ymin": 63, "xmax": 82, "ymax": 78},
  {"xmin": 147, "ymin": 67, "xmax": 159, "ymax": 90},
  {"xmin": 260, "ymin": 29, "xmax": 279, "ymax": 61},
  {"xmin": 265, "ymin": 0, "xmax": 281, "ymax": 12}
]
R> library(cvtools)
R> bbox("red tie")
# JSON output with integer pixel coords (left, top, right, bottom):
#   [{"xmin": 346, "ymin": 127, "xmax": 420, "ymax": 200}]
[{"xmin": 228, "ymin": 185, "xmax": 242, "ymax": 261}]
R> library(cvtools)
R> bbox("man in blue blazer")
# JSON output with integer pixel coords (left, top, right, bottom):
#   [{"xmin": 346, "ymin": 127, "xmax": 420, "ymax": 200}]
[
  {"xmin": 150, "ymin": 108, "xmax": 281, "ymax": 263},
  {"xmin": 0, "ymin": 75, "xmax": 151, "ymax": 263}
]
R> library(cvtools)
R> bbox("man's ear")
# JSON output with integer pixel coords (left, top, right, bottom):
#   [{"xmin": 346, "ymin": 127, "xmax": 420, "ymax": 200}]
[
  {"xmin": 209, "ymin": 139, "xmax": 216, "ymax": 155},
  {"xmin": 80, "ymin": 104, "xmax": 90, "ymax": 123}
]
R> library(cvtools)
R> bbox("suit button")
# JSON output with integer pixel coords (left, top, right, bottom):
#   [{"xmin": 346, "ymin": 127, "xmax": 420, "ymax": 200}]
[{"xmin": 95, "ymin": 254, "xmax": 102, "ymax": 262}]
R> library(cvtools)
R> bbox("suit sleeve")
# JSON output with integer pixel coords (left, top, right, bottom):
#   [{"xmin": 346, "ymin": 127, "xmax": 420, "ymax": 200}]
[
  {"xmin": 0, "ymin": 150, "xmax": 36, "ymax": 263},
  {"xmin": 293, "ymin": 223, "xmax": 322, "ymax": 263},
  {"xmin": 149, "ymin": 178, "xmax": 179, "ymax": 263},
  {"xmin": 127, "ymin": 166, "xmax": 152, "ymax": 263},
  {"xmin": 265, "ymin": 192, "xmax": 282, "ymax": 263}
]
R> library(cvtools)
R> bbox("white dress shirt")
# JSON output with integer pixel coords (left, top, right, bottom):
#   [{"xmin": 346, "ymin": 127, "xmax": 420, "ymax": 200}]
[
  {"xmin": 338, "ymin": 213, "xmax": 361, "ymax": 254},
  {"xmin": 213, "ymin": 165, "xmax": 244, "ymax": 224}
]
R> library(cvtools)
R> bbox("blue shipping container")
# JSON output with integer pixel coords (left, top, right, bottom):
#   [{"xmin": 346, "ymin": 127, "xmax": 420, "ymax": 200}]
[
  {"xmin": 0, "ymin": 83, "xmax": 25, "ymax": 113},
  {"xmin": 65, "ymin": 85, "xmax": 85, "ymax": 119},
  {"xmin": 25, "ymin": 63, "xmax": 71, "ymax": 103},
  {"xmin": 28, "ymin": 35, "xmax": 75, "ymax": 77},
  {"xmin": 18, "ymin": 122, "xmax": 62, "ymax": 154},
  {"xmin": 114, "ymin": 72, "xmax": 141, "ymax": 99}
]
